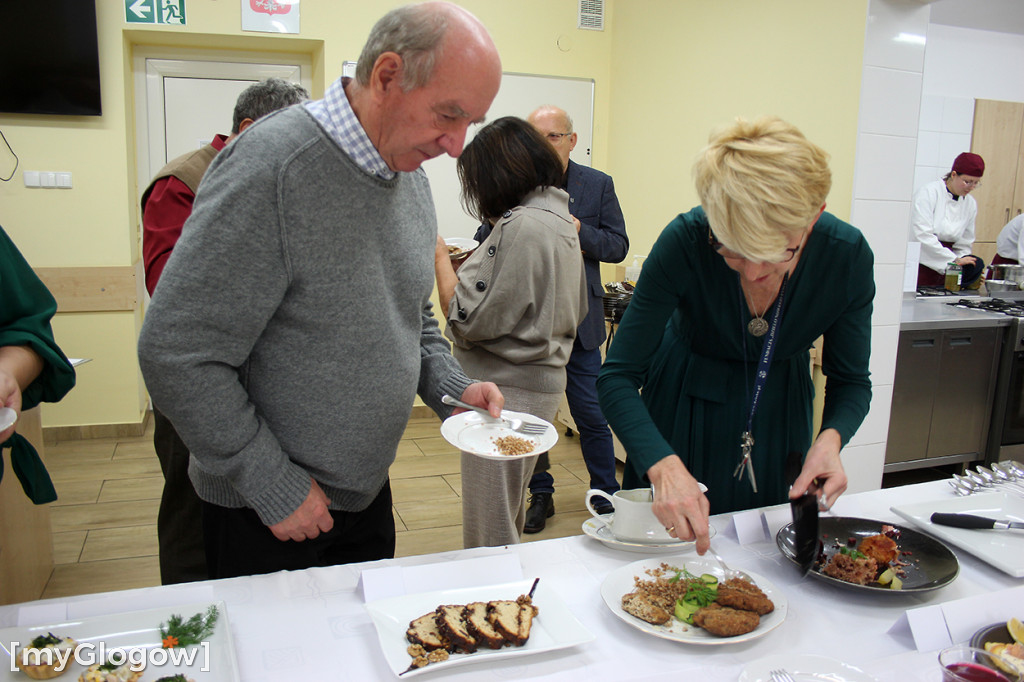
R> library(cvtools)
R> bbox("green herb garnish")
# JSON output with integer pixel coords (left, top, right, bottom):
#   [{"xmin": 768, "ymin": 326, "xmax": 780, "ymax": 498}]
[
  {"xmin": 159, "ymin": 604, "xmax": 219, "ymax": 648},
  {"xmin": 839, "ymin": 546, "xmax": 868, "ymax": 560},
  {"xmin": 29, "ymin": 632, "xmax": 62, "ymax": 648}
]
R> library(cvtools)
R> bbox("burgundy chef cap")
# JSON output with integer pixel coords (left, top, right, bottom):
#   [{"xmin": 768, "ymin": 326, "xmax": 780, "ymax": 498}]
[{"xmin": 951, "ymin": 152, "xmax": 984, "ymax": 177}]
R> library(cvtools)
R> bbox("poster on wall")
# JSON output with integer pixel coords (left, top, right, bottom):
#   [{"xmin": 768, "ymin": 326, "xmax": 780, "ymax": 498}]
[{"xmin": 242, "ymin": 0, "xmax": 299, "ymax": 34}]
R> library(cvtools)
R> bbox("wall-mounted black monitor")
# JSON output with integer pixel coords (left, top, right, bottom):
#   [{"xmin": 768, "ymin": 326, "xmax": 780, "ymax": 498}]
[{"xmin": 0, "ymin": 0, "xmax": 102, "ymax": 116}]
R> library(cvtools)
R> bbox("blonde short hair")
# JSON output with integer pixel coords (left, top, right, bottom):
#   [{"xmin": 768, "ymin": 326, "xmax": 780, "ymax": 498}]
[{"xmin": 693, "ymin": 116, "xmax": 831, "ymax": 262}]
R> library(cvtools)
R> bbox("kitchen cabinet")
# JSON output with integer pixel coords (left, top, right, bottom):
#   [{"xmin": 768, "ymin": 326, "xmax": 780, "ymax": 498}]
[
  {"xmin": 885, "ymin": 326, "xmax": 1000, "ymax": 469},
  {"xmin": 970, "ymin": 99, "xmax": 1024, "ymax": 263}
]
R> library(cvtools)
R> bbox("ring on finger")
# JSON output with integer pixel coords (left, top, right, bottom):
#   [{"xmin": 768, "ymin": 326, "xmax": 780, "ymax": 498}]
[{"xmin": 665, "ymin": 526, "xmax": 675, "ymax": 534}]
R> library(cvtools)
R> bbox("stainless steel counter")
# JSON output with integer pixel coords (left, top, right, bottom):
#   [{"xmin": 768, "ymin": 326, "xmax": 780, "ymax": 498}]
[{"xmin": 900, "ymin": 294, "xmax": 1013, "ymax": 330}]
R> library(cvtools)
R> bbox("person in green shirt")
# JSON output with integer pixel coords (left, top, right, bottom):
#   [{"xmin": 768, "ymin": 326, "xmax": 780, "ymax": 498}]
[
  {"xmin": 597, "ymin": 116, "xmax": 873, "ymax": 556},
  {"xmin": 0, "ymin": 225, "xmax": 76, "ymax": 503}
]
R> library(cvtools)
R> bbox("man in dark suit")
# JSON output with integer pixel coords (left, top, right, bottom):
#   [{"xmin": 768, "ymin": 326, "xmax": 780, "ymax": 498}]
[{"xmin": 523, "ymin": 105, "xmax": 629, "ymax": 531}]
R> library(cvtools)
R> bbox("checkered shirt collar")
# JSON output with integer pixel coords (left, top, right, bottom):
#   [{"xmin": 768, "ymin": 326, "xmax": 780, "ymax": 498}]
[{"xmin": 305, "ymin": 77, "xmax": 395, "ymax": 180}]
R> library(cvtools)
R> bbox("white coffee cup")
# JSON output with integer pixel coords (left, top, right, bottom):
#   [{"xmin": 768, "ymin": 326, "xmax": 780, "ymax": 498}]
[{"xmin": 585, "ymin": 485, "xmax": 707, "ymax": 544}]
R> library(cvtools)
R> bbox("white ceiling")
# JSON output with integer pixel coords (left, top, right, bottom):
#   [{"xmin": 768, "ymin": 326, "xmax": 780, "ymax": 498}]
[{"xmin": 929, "ymin": 0, "xmax": 1024, "ymax": 36}]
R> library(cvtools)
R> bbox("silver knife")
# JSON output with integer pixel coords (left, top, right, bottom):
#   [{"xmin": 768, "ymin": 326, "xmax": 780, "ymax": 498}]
[{"xmin": 930, "ymin": 512, "xmax": 1024, "ymax": 530}]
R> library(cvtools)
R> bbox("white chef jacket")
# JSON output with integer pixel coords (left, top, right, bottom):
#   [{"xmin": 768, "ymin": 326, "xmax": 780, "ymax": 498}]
[
  {"xmin": 996, "ymin": 214, "xmax": 1024, "ymax": 263},
  {"xmin": 911, "ymin": 179, "xmax": 977, "ymax": 274}
]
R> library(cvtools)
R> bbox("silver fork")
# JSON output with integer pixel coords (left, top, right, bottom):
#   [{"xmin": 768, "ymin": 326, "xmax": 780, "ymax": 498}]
[
  {"xmin": 440, "ymin": 395, "xmax": 549, "ymax": 435},
  {"xmin": 769, "ymin": 670, "xmax": 796, "ymax": 682},
  {"xmin": 708, "ymin": 545, "xmax": 756, "ymax": 585}
]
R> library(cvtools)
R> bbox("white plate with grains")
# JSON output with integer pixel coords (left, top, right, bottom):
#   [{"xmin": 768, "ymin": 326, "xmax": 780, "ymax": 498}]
[{"xmin": 440, "ymin": 411, "xmax": 557, "ymax": 460}]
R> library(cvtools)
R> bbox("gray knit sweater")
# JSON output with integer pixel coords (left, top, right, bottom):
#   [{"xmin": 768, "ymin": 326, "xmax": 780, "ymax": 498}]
[{"xmin": 138, "ymin": 106, "xmax": 472, "ymax": 525}]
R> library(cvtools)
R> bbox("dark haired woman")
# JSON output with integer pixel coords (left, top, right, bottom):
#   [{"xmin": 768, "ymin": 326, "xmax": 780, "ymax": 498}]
[{"xmin": 434, "ymin": 116, "xmax": 587, "ymax": 548}]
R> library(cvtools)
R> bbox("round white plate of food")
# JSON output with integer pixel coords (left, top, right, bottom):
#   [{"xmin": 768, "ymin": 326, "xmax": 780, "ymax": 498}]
[
  {"xmin": 582, "ymin": 515, "xmax": 717, "ymax": 553},
  {"xmin": 600, "ymin": 555, "xmax": 787, "ymax": 645},
  {"xmin": 739, "ymin": 653, "xmax": 876, "ymax": 681},
  {"xmin": 440, "ymin": 411, "xmax": 557, "ymax": 460},
  {"xmin": 445, "ymin": 237, "xmax": 478, "ymax": 261}
]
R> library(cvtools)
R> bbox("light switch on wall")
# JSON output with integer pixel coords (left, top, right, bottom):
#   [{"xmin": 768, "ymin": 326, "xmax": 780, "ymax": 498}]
[{"xmin": 22, "ymin": 171, "xmax": 72, "ymax": 189}]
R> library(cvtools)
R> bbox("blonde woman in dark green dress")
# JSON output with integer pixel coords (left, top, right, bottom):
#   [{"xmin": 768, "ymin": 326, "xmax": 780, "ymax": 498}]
[{"xmin": 597, "ymin": 116, "xmax": 874, "ymax": 555}]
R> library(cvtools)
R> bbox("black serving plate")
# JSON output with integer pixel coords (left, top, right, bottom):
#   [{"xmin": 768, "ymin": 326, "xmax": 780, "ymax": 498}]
[
  {"xmin": 776, "ymin": 516, "xmax": 959, "ymax": 593},
  {"xmin": 971, "ymin": 622, "xmax": 1013, "ymax": 650}
]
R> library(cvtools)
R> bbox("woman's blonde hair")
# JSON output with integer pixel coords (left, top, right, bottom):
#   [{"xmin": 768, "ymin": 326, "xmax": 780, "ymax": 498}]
[{"xmin": 693, "ymin": 115, "xmax": 831, "ymax": 262}]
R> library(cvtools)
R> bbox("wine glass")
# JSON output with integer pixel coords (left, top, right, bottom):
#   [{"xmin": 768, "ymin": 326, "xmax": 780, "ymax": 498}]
[{"xmin": 938, "ymin": 645, "xmax": 1022, "ymax": 682}]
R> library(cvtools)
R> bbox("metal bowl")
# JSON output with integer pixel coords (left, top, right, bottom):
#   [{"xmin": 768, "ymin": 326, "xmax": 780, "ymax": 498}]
[
  {"xmin": 988, "ymin": 263, "xmax": 1024, "ymax": 283},
  {"xmin": 986, "ymin": 279, "xmax": 1022, "ymax": 293}
]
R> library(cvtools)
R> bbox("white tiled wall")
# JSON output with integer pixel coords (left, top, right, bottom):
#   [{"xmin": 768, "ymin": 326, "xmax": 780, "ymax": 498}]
[
  {"xmin": 915, "ymin": 22, "xmax": 1024, "ymax": 194},
  {"xmin": 914, "ymin": 93, "xmax": 975, "ymax": 192},
  {"xmin": 850, "ymin": 3, "xmax": 1024, "ymax": 492},
  {"xmin": 847, "ymin": 0, "xmax": 931, "ymax": 492}
]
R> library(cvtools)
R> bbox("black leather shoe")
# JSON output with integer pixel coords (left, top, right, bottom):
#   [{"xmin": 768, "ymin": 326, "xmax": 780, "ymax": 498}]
[
  {"xmin": 524, "ymin": 492, "xmax": 554, "ymax": 534},
  {"xmin": 590, "ymin": 497, "xmax": 614, "ymax": 516}
]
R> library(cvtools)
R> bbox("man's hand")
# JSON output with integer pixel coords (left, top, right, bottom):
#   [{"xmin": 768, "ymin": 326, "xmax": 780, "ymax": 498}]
[
  {"xmin": 268, "ymin": 479, "xmax": 334, "ymax": 542},
  {"xmin": 457, "ymin": 382, "xmax": 504, "ymax": 419}
]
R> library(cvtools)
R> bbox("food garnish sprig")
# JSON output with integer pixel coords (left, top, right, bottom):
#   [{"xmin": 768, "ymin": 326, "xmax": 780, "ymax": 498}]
[
  {"xmin": 670, "ymin": 567, "xmax": 720, "ymax": 624},
  {"xmin": 159, "ymin": 605, "xmax": 219, "ymax": 648}
]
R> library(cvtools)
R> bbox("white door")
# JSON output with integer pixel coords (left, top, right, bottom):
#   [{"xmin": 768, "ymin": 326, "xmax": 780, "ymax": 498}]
[
  {"xmin": 133, "ymin": 51, "xmax": 310, "ymax": 203},
  {"xmin": 132, "ymin": 50, "xmax": 311, "ymax": 311}
]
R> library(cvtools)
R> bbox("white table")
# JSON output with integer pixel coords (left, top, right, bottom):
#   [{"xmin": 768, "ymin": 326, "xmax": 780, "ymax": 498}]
[{"xmin": 3, "ymin": 480, "xmax": 1022, "ymax": 681}]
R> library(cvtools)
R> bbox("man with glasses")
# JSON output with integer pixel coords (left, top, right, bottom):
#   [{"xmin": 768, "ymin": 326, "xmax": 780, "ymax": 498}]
[
  {"xmin": 911, "ymin": 151, "xmax": 986, "ymax": 289},
  {"xmin": 473, "ymin": 104, "xmax": 628, "ymax": 533}
]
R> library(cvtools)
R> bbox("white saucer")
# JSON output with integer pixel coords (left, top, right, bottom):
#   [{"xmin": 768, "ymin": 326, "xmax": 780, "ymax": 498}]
[
  {"xmin": 581, "ymin": 514, "xmax": 715, "ymax": 553},
  {"xmin": 739, "ymin": 653, "xmax": 876, "ymax": 682}
]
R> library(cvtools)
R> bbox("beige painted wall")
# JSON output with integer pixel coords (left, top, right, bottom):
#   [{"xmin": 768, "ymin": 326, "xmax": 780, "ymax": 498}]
[
  {"xmin": 607, "ymin": 0, "xmax": 867, "ymax": 259},
  {"xmin": 0, "ymin": 0, "xmax": 866, "ymax": 430}
]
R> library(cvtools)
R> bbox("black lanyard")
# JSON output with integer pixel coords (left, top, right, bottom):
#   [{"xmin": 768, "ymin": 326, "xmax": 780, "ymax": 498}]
[{"xmin": 735, "ymin": 272, "xmax": 789, "ymax": 493}]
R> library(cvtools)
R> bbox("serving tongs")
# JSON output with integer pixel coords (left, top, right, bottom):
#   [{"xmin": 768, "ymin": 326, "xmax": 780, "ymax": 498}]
[{"xmin": 790, "ymin": 479, "xmax": 821, "ymax": 576}]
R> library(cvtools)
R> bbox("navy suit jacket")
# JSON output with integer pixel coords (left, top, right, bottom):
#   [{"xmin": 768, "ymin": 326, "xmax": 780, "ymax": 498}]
[{"xmin": 474, "ymin": 159, "xmax": 628, "ymax": 351}]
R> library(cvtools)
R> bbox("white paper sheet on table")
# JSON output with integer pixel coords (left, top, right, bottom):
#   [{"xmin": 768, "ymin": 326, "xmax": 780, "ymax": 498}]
[
  {"xmin": 891, "ymin": 583, "xmax": 1024, "ymax": 651},
  {"xmin": 18, "ymin": 586, "xmax": 217, "ymax": 626},
  {"xmin": 359, "ymin": 554, "xmax": 523, "ymax": 602}
]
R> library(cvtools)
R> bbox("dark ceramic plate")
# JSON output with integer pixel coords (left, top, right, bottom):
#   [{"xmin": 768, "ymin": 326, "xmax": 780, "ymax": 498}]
[
  {"xmin": 971, "ymin": 622, "xmax": 1013, "ymax": 650},
  {"xmin": 776, "ymin": 516, "xmax": 959, "ymax": 593}
]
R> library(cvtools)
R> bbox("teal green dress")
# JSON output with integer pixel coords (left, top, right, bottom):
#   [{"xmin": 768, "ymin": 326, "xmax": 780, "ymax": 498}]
[
  {"xmin": 0, "ymin": 226, "xmax": 76, "ymax": 503},
  {"xmin": 597, "ymin": 208, "xmax": 873, "ymax": 514}
]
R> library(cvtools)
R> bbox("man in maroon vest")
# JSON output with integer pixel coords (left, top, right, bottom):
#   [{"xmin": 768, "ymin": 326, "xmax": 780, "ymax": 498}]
[{"xmin": 141, "ymin": 77, "xmax": 308, "ymax": 584}]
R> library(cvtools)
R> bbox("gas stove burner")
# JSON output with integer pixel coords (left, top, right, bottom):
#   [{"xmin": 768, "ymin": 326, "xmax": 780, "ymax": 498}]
[{"xmin": 948, "ymin": 298, "xmax": 1024, "ymax": 317}]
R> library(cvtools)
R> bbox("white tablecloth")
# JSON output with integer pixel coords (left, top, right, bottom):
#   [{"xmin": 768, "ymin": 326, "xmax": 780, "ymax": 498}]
[{"xmin": 3, "ymin": 480, "xmax": 1022, "ymax": 681}]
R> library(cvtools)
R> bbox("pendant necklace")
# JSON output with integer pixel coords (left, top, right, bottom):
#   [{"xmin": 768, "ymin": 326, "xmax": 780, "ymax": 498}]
[{"xmin": 742, "ymin": 285, "xmax": 776, "ymax": 337}]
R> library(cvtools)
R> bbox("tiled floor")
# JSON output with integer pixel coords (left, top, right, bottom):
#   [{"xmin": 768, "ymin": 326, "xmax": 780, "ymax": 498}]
[{"xmin": 40, "ymin": 413, "xmax": 616, "ymax": 599}]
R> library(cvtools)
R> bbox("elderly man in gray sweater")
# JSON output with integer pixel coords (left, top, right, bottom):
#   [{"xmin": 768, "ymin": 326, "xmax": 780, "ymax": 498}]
[{"xmin": 138, "ymin": 2, "xmax": 503, "ymax": 579}]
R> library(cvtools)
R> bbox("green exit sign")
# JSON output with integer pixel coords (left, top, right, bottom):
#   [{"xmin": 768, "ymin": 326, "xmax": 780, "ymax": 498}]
[{"xmin": 125, "ymin": 0, "xmax": 186, "ymax": 25}]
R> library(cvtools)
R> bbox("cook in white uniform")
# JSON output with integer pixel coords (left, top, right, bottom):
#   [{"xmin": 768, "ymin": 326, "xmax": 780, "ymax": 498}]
[
  {"xmin": 995, "ymin": 214, "xmax": 1024, "ymax": 265},
  {"xmin": 911, "ymin": 152, "xmax": 986, "ymax": 288}
]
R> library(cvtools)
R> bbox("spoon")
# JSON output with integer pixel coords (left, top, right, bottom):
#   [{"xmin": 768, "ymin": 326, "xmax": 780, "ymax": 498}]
[
  {"xmin": 1000, "ymin": 460, "xmax": 1024, "ymax": 479},
  {"xmin": 0, "ymin": 407, "xmax": 16, "ymax": 432},
  {"xmin": 948, "ymin": 479, "xmax": 972, "ymax": 496},
  {"xmin": 952, "ymin": 473, "xmax": 980, "ymax": 493},
  {"xmin": 977, "ymin": 465, "xmax": 1024, "ymax": 494}
]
